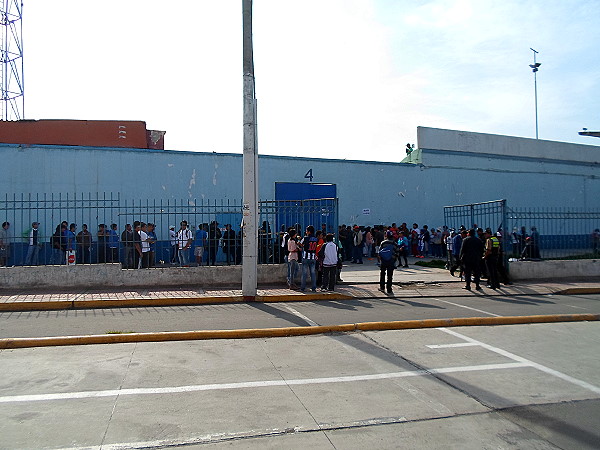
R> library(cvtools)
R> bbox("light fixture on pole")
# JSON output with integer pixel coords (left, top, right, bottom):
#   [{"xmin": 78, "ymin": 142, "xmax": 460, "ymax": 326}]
[
  {"xmin": 579, "ymin": 128, "xmax": 600, "ymax": 138},
  {"xmin": 529, "ymin": 48, "xmax": 541, "ymax": 140}
]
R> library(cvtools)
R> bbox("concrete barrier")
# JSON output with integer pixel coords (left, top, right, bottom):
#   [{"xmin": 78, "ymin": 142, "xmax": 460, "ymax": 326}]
[
  {"xmin": 0, "ymin": 263, "xmax": 287, "ymax": 289},
  {"xmin": 509, "ymin": 259, "xmax": 600, "ymax": 281}
]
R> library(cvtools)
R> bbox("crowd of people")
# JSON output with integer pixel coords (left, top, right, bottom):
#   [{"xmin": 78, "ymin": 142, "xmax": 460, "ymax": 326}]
[
  {"xmin": 278, "ymin": 222, "xmax": 552, "ymax": 294},
  {"xmin": 2, "ymin": 219, "xmax": 599, "ymax": 288},
  {"xmin": 279, "ymin": 222, "xmax": 451, "ymax": 294},
  {"xmin": 0, "ymin": 220, "xmax": 241, "ymax": 268}
]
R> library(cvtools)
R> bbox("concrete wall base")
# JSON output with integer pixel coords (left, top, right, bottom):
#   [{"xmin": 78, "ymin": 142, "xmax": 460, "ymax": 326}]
[
  {"xmin": 0, "ymin": 264, "xmax": 287, "ymax": 290},
  {"xmin": 509, "ymin": 259, "xmax": 600, "ymax": 281}
]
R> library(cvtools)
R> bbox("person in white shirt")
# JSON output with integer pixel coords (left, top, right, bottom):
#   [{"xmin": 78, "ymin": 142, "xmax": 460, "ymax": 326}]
[
  {"xmin": 177, "ymin": 220, "xmax": 193, "ymax": 266},
  {"xmin": 321, "ymin": 233, "xmax": 339, "ymax": 291},
  {"xmin": 286, "ymin": 229, "xmax": 300, "ymax": 289},
  {"xmin": 139, "ymin": 222, "xmax": 151, "ymax": 268}
]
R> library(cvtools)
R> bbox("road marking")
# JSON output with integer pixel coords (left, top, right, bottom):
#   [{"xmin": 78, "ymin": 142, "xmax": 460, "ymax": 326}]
[
  {"xmin": 283, "ymin": 305, "xmax": 319, "ymax": 326},
  {"xmin": 427, "ymin": 343, "xmax": 480, "ymax": 349},
  {"xmin": 0, "ymin": 362, "xmax": 529, "ymax": 404},
  {"xmin": 438, "ymin": 327, "xmax": 600, "ymax": 395},
  {"xmin": 432, "ymin": 298, "xmax": 501, "ymax": 317}
]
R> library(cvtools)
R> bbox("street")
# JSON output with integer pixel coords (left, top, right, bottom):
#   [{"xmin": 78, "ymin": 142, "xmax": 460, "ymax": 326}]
[
  {"xmin": 1, "ymin": 261, "xmax": 599, "ymax": 448},
  {"xmin": 1, "ymin": 322, "xmax": 599, "ymax": 449}
]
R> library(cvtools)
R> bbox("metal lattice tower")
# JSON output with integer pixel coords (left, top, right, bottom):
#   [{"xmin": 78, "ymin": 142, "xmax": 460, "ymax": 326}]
[{"xmin": 1, "ymin": 0, "xmax": 24, "ymax": 120}]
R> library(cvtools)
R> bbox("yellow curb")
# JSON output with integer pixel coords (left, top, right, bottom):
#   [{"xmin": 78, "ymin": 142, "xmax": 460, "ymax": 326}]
[
  {"xmin": 0, "ymin": 301, "xmax": 72, "ymax": 311},
  {"xmin": 0, "ymin": 324, "xmax": 358, "ymax": 349},
  {"xmin": 0, "ymin": 314, "xmax": 597, "ymax": 349},
  {"xmin": 554, "ymin": 288, "xmax": 600, "ymax": 296},
  {"xmin": 355, "ymin": 314, "xmax": 600, "ymax": 331}
]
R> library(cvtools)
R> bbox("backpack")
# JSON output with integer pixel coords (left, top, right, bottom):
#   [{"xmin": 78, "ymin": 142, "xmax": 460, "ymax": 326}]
[
  {"xmin": 317, "ymin": 242, "xmax": 327, "ymax": 261},
  {"xmin": 379, "ymin": 243, "xmax": 395, "ymax": 262}
]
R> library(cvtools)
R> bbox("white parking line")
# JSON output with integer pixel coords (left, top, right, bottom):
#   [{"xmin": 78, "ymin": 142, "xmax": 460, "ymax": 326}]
[
  {"xmin": 283, "ymin": 305, "xmax": 319, "ymax": 326},
  {"xmin": 438, "ymin": 327, "xmax": 600, "ymax": 395},
  {"xmin": 432, "ymin": 298, "xmax": 501, "ymax": 317},
  {"xmin": 427, "ymin": 343, "xmax": 480, "ymax": 349},
  {"xmin": 0, "ymin": 362, "xmax": 529, "ymax": 404}
]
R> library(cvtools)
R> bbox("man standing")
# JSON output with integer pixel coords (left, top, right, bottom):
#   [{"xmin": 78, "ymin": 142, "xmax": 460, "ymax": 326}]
[
  {"xmin": 351, "ymin": 225, "xmax": 363, "ymax": 264},
  {"xmin": 133, "ymin": 221, "xmax": 143, "ymax": 269},
  {"xmin": 65, "ymin": 223, "xmax": 77, "ymax": 264},
  {"xmin": 397, "ymin": 231, "xmax": 409, "ymax": 268},
  {"xmin": 222, "ymin": 224, "xmax": 236, "ymax": 265},
  {"xmin": 24, "ymin": 222, "xmax": 41, "ymax": 265},
  {"xmin": 459, "ymin": 229, "xmax": 484, "ymax": 291},
  {"xmin": 169, "ymin": 225, "xmax": 178, "ymax": 264},
  {"xmin": 121, "ymin": 223, "xmax": 134, "ymax": 268},
  {"xmin": 286, "ymin": 228, "xmax": 300, "ymax": 289},
  {"xmin": 108, "ymin": 224, "xmax": 119, "ymax": 263},
  {"xmin": 177, "ymin": 220, "xmax": 193, "ymax": 267},
  {"xmin": 97, "ymin": 224, "xmax": 108, "ymax": 263},
  {"xmin": 139, "ymin": 222, "xmax": 151, "ymax": 268},
  {"xmin": 378, "ymin": 231, "xmax": 399, "ymax": 294},
  {"xmin": 373, "ymin": 225, "xmax": 385, "ymax": 266},
  {"xmin": 300, "ymin": 225, "xmax": 318, "ymax": 292},
  {"xmin": 320, "ymin": 233, "xmax": 339, "ymax": 291},
  {"xmin": 194, "ymin": 224, "xmax": 208, "ymax": 266},
  {"xmin": 146, "ymin": 223, "xmax": 157, "ymax": 267},
  {"xmin": 484, "ymin": 228, "xmax": 501, "ymax": 289},
  {"xmin": 0, "ymin": 222, "xmax": 10, "ymax": 266},
  {"xmin": 208, "ymin": 221, "xmax": 221, "ymax": 266},
  {"xmin": 421, "ymin": 225, "xmax": 431, "ymax": 257},
  {"xmin": 76, "ymin": 224, "xmax": 93, "ymax": 264}
]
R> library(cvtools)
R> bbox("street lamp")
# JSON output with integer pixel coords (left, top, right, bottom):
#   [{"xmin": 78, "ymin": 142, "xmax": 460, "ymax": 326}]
[
  {"xmin": 529, "ymin": 48, "xmax": 541, "ymax": 139},
  {"xmin": 579, "ymin": 128, "xmax": 600, "ymax": 138}
]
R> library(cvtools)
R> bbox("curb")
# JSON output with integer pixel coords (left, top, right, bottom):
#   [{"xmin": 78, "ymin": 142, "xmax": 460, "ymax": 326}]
[
  {"xmin": 1, "ymin": 287, "xmax": 598, "ymax": 313},
  {"xmin": 554, "ymin": 288, "xmax": 600, "ymax": 296},
  {"xmin": 1, "ymin": 313, "xmax": 597, "ymax": 349}
]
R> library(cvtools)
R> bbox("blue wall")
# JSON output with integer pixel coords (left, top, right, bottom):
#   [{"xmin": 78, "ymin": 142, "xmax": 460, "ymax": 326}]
[{"xmin": 1, "ymin": 127, "xmax": 599, "ymax": 239}]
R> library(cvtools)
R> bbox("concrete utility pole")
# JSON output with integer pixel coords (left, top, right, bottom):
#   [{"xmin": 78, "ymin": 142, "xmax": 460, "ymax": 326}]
[{"xmin": 242, "ymin": 0, "xmax": 258, "ymax": 300}]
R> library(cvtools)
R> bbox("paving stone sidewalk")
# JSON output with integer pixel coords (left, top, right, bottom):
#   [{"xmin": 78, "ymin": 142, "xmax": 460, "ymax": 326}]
[
  {"xmin": 1, "ymin": 278, "xmax": 598, "ymax": 311},
  {"xmin": 1, "ymin": 258, "xmax": 598, "ymax": 310}
]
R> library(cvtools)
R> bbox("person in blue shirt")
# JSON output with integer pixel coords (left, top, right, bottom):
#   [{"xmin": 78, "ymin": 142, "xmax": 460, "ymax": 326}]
[
  {"xmin": 108, "ymin": 223, "xmax": 120, "ymax": 263},
  {"xmin": 195, "ymin": 224, "xmax": 208, "ymax": 265},
  {"xmin": 64, "ymin": 223, "xmax": 77, "ymax": 263},
  {"xmin": 397, "ymin": 231, "xmax": 409, "ymax": 268}
]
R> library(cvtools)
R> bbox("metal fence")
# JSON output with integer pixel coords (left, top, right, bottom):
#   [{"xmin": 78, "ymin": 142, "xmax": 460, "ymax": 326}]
[
  {"xmin": 444, "ymin": 200, "xmax": 600, "ymax": 261},
  {"xmin": 0, "ymin": 193, "xmax": 338, "ymax": 267}
]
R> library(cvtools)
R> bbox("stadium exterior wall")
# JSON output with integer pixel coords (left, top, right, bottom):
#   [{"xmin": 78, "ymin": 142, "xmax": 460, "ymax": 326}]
[{"xmin": 0, "ymin": 127, "xmax": 598, "ymax": 236}]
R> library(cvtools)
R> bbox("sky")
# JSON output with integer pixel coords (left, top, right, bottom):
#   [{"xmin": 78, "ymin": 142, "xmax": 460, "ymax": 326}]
[{"xmin": 23, "ymin": 0, "xmax": 600, "ymax": 161}]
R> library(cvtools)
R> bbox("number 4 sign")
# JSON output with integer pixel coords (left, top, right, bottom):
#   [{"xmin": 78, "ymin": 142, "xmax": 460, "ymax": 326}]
[{"xmin": 304, "ymin": 169, "xmax": 313, "ymax": 182}]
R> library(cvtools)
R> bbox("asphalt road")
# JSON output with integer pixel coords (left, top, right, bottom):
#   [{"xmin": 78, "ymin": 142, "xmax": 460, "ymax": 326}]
[
  {"xmin": 1, "ymin": 322, "xmax": 599, "ymax": 449},
  {"xmin": 0, "ymin": 293, "xmax": 599, "ymax": 339}
]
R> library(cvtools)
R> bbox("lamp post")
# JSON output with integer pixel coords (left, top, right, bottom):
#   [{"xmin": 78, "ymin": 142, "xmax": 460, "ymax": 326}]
[{"xmin": 529, "ymin": 48, "xmax": 541, "ymax": 140}]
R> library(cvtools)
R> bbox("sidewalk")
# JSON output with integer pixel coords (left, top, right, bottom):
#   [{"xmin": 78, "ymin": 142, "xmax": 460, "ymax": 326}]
[{"xmin": 1, "ymin": 258, "xmax": 599, "ymax": 311}]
